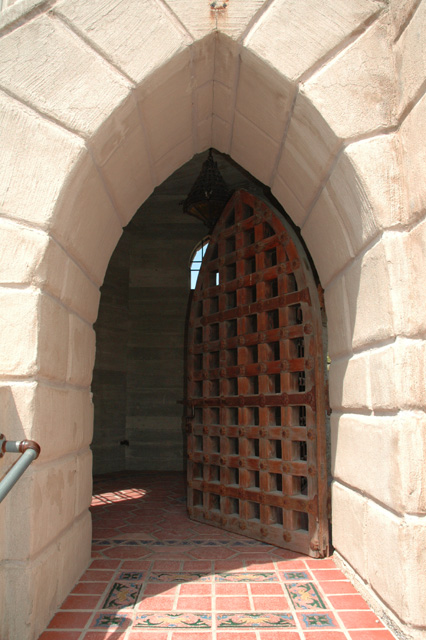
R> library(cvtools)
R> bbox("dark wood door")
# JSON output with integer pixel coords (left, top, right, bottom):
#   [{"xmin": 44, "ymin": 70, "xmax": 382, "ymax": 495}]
[{"xmin": 186, "ymin": 190, "xmax": 329, "ymax": 557}]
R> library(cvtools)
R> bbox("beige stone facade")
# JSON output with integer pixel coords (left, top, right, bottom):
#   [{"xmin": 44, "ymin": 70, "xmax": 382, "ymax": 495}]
[{"xmin": 0, "ymin": 0, "xmax": 425, "ymax": 638}]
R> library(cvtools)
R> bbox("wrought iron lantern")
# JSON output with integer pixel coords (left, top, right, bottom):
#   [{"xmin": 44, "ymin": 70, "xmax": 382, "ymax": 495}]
[{"xmin": 182, "ymin": 149, "xmax": 232, "ymax": 232}]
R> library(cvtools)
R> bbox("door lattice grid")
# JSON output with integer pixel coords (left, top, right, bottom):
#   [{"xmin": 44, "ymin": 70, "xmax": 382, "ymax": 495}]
[{"xmin": 187, "ymin": 191, "xmax": 328, "ymax": 557}]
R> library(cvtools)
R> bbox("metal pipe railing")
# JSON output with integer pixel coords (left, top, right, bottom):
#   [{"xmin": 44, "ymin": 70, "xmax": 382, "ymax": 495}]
[{"xmin": 0, "ymin": 434, "xmax": 41, "ymax": 503}]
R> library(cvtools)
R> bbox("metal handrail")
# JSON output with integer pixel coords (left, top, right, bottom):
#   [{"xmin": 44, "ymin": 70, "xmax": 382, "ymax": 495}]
[{"xmin": 0, "ymin": 434, "xmax": 41, "ymax": 503}]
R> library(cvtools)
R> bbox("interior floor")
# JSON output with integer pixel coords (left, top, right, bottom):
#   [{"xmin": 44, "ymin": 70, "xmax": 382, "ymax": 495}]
[{"xmin": 38, "ymin": 471, "xmax": 396, "ymax": 639}]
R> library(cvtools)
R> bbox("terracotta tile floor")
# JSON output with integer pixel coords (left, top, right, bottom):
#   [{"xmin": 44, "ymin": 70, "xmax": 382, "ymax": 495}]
[{"xmin": 39, "ymin": 472, "xmax": 396, "ymax": 640}]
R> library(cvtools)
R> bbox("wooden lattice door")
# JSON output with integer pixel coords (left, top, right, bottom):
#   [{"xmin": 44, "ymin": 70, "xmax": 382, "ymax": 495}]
[{"xmin": 186, "ymin": 190, "xmax": 329, "ymax": 557}]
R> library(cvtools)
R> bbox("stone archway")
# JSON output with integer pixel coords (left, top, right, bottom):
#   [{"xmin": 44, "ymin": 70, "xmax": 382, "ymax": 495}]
[{"xmin": 0, "ymin": 2, "xmax": 425, "ymax": 639}]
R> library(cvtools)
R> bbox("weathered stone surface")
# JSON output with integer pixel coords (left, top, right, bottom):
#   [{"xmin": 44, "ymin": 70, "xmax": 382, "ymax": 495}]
[
  {"xmin": 395, "ymin": 0, "xmax": 426, "ymax": 116},
  {"xmin": 52, "ymin": 153, "xmax": 123, "ymax": 285},
  {"xmin": 303, "ymin": 20, "xmax": 396, "ymax": 140},
  {"xmin": 66, "ymin": 314, "xmax": 96, "ymax": 386},
  {"xmin": 235, "ymin": 50, "xmax": 294, "ymax": 142},
  {"xmin": 301, "ymin": 187, "xmax": 354, "ymax": 287},
  {"xmin": 399, "ymin": 92, "xmax": 426, "ymax": 224},
  {"xmin": 369, "ymin": 338, "xmax": 426, "ymax": 411},
  {"xmin": 231, "ymin": 112, "xmax": 280, "ymax": 186},
  {"xmin": 384, "ymin": 220, "xmax": 426, "ymax": 338},
  {"xmin": 344, "ymin": 240, "xmax": 394, "ymax": 350},
  {"xmin": 0, "ymin": 15, "xmax": 131, "ymax": 136},
  {"xmin": 0, "ymin": 219, "xmax": 49, "ymax": 285},
  {"xmin": 0, "ymin": 289, "xmax": 38, "ymax": 376},
  {"xmin": 332, "ymin": 481, "xmax": 367, "ymax": 579},
  {"xmin": 324, "ymin": 276, "xmax": 351, "ymax": 359},
  {"xmin": 0, "ymin": 93, "xmax": 84, "ymax": 227},
  {"xmin": 329, "ymin": 354, "xmax": 370, "ymax": 411},
  {"xmin": 56, "ymin": 0, "xmax": 190, "ymax": 84},
  {"xmin": 273, "ymin": 92, "xmax": 339, "ymax": 217},
  {"xmin": 38, "ymin": 293, "xmax": 69, "ymax": 382},
  {"xmin": 332, "ymin": 413, "xmax": 426, "ymax": 514},
  {"xmin": 245, "ymin": 0, "xmax": 383, "ymax": 81}
]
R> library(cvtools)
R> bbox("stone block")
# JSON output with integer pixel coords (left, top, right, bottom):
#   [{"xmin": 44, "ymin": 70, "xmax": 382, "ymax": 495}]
[
  {"xmin": 370, "ymin": 338, "xmax": 426, "ymax": 411},
  {"xmin": 153, "ymin": 136, "xmax": 194, "ymax": 188},
  {"xmin": 67, "ymin": 313, "xmax": 96, "ymax": 387},
  {"xmin": 38, "ymin": 239, "xmax": 101, "ymax": 325},
  {"xmin": 100, "ymin": 117, "xmax": 153, "ymax": 226},
  {"xmin": 331, "ymin": 413, "xmax": 425, "ymax": 513},
  {"xmin": 0, "ymin": 219, "xmax": 49, "ymax": 285},
  {"xmin": 231, "ymin": 112, "xmax": 279, "ymax": 186},
  {"xmin": 271, "ymin": 175, "xmax": 306, "ymax": 228},
  {"xmin": 56, "ymin": 0, "xmax": 189, "ymax": 84},
  {"xmin": 0, "ymin": 15, "xmax": 131, "ymax": 136},
  {"xmin": 212, "ymin": 115, "xmax": 232, "ymax": 153},
  {"xmin": 399, "ymin": 92, "xmax": 426, "ymax": 224},
  {"xmin": 197, "ymin": 82, "xmax": 214, "ymax": 123},
  {"xmin": 76, "ymin": 448, "xmax": 92, "ymax": 517},
  {"xmin": 192, "ymin": 34, "xmax": 216, "ymax": 87},
  {"xmin": 303, "ymin": 20, "xmax": 396, "ymax": 140},
  {"xmin": 344, "ymin": 240, "xmax": 394, "ymax": 350},
  {"xmin": 0, "ymin": 288, "xmax": 38, "ymax": 376},
  {"xmin": 395, "ymin": 0, "xmax": 426, "ymax": 116},
  {"xmin": 38, "ymin": 293, "xmax": 69, "ymax": 383},
  {"xmin": 331, "ymin": 480, "xmax": 367, "ymax": 579},
  {"xmin": 214, "ymin": 32, "xmax": 239, "ymax": 88},
  {"xmin": 324, "ymin": 276, "xmax": 351, "ymax": 359},
  {"xmin": 388, "ymin": 0, "xmax": 420, "ymax": 39},
  {"xmin": 365, "ymin": 502, "xmax": 426, "ymax": 626},
  {"xmin": 197, "ymin": 117, "xmax": 213, "ymax": 153},
  {"xmin": 213, "ymin": 81, "xmax": 232, "ymax": 123},
  {"xmin": 244, "ymin": 0, "xmax": 382, "ymax": 82},
  {"xmin": 235, "ymin": 49, "xmax": 294, "ymax": 141},
  {"xmin": 342, "ymin": 134, "xmax": 406, "ymax": 231},
  {"xmin": 384, "ymin": 220, "xmax": 426, "ymax": 338},
  {"xmin": 52, "ymin": 152, "xmax": 123, "ymax": 286},
  {"xmin": 301, "ymin": 188, "xmax": 354, "ymax": 287},
  {"xmin": 0, "ymin": 92, "xmax": 83, "ymax": 227},
  {"xmin": 329, "ymin": 353, "xmax": 370, "ymax": 411},
  {"xmin": 273, "ymin": 92, "xmax": 339, "ymax": 214}
]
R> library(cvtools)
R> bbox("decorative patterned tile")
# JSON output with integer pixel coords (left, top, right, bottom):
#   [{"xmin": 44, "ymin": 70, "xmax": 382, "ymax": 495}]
[
  {"xmin": 282, "ymin": 571, "xmax": 310, "ymax": 581},
  {"xmin": 217, "ymin": 613, "xmax": 296, "ymax": 628},
  {"xmin": 299, "ymin": 612, "xmax": 337, "ymax": 629},
  {"xmin": 216, "ymin": 572, "xmax": 278, "ymax": 583},
  {"xmin": 103, "ymin": 582, "xmax": 142, "ymax": 608},
  {"xmin": 92, "ymin": 612, "xmax": 132, "ymax": 629},
  {"xmin": 117, "ymin": 572, "xmax": 145, "ymax": 581},
  {"xmin": 134, "ymin": 612, "xmax": 212, "ymax": 628},
  {"xmin": 285, "ymin": 582, "xmax": 326, "ymax": 610},
  {"xmin": 148, "ymin": 572, "xmax": 212, "ymax": 583}
]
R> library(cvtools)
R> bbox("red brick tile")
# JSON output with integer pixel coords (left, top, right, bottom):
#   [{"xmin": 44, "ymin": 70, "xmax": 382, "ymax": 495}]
[
  {"xmin": 215, "ymin": 596, "xmax": 251, "ymax": 610},
  {"xmin": 304, "ymin": 558, "xmax": 338, "ymax": 569},
  {"xmin": 217, "ymin": 632, "xmax": 257, "ymax": 639},
  {"xmin": 121, "ymin": 561, "xmax": 151, "ymax": 570},
  {"xmin": 348, "ymin": 631, "xmax": 396, "ymax": 640},
  {"xmin": 214, "ymin": 560, "xmax": 245, "ymax": 572},
  {"xmin": 47, "ymin": 611, "xmax": 92, "ymax": 629},
  {"xmin": 327, "ymin": 595, "xmax": 370, "ymax": 610},
  {"xmin": 128, "ymin": 633, "xmax": 169, "ymax": 640},
  {"xmin": 83, "ymin": 633, "xmax": 127, "ymax": 639},
  {"xmin": 338, "ymin": 611, "xmax": 385, "ymax": 629},
  {"xmin": 243, "ymin": 560, "xmax": 277, "ymax": 571},
  {"xmin": 60, "ymin": 595, "xmax": 101, "ymax": 610},
  {"xmin": 274, "ymin": 560, "xmax": 307, "ymax": 571},
  {"xmin": 258, "ymin": 632, "xmax": 300, "ymax": 639},
  {"xmin": 137, "ymin": 595, "xmax": 175, "ymax": 610},
  {"xmin": 89, "ymin": 559, "xmax": 122, "ymax": 569},
  {"xmin": 319, "ymin": 581, "xmax": 358, "ymax": 595},
  {"xmin": 143, "ymin": 584, "xmax": 178, "ymax": 596},
  {"xmin": 171, "ymin": 633, "xmax": 213, "ymax": 640},
  {"xmin": 250, "ymin": 583, "xmax": 285, "ymax": 595},
  {"xmin": 80, "ymin": 569, "xmax": 115, "ymax": 582},
  {"xmin": 71, "ymin": 582, "xmax": 108, "ymax": 595},
  {"xmin": 179, "ymin": 583, "xmax": 212, "ymax": 595},
  {"xmin": 152, "ymin": 560, "xmax": 181, "ymax": 570},
  {"xmin": 215, "ymin": 583, "xmax": 249, "ymax": 595},
  {"xmin": 176, "ymin": 596, "xmax": 212, "ymax": 610},
  {"xmin": 183, "ymin": 561, "xmax": 213, "ymax": 571},
  {"xmin": 252, "ymin": 596, "xmax": 290, "ymax": 610},
  {"xmin": 301, "ymin": 633, "xmax": 346, "ymax": 639},
  {"xmin": 103, "ymin": 547, "xmax": 151, "ymax": 559},
  {"xmin": 38, "ymin": 632, "xmax": 81, "ymax": 640},
  {"xmin": 312, "ymin": 569, "xmax": 347, "ymax": 581}
]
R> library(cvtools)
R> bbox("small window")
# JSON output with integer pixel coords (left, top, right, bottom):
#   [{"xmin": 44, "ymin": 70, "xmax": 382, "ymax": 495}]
[{"xmin": 190, "ymin": 238, "xmax": 211, "ymax": 289}]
